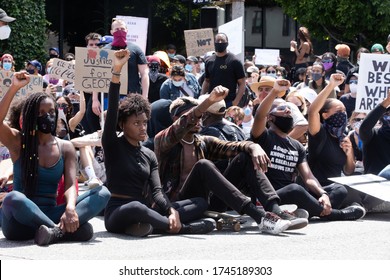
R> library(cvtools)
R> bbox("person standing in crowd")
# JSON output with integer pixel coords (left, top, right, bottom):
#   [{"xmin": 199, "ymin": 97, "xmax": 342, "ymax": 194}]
[
  {"xmin": 290, "ymin": 27, "xmax": 313, "ymax": 69},
  {"xmin": 102, "ymin": 49, "xmax": 214, "ymax": 237},
  {"xmin": 105, "ymin": 18, "xmax": 149, "ymax": 99},
  {"xmin": 308, "ymin": 62, "xmax": 337, "ymax": 98},
  {"xmin": 340, "ymin": 73, "xmax": 359, "ymax": 118},
  {"xmin": 160, "ymin": 65, "xmax": 200, "ymax": 100},
  {"xmin": 0, "ymin": 8, "xmax": 15, "ymax": 41},
  {"xmin": 0, "ymin": 71, "xmax": 110, "ymax": 246},
  {"xmin": 146, "ymin": 55, "xmax": 168, "ymax": 104},
  {"xmin": 0, "ymin": 53, "xmax": 14, "ymax": 71},
  {"xmin": 201, "ymin": 32, "xmax": 246, "ymax": 107}
]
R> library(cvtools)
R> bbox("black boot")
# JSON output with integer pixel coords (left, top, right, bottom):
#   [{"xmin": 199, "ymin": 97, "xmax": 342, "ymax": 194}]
[
  {"xmin": 180, "ymin": 218, "xmax": 215, "ymax": 234},
  {"xmin": 34, "ymin": 225, "xmax": 64, "ymax": 246},
  {"xmin": 63, "ymin": 222, "xmax": 94, "ymax": 241}
]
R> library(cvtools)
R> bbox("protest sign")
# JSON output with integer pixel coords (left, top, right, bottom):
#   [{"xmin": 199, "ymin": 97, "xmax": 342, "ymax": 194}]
[
  {"xmin": 254, "ymin": 49, "xmax": 280, "ymax": 66},
  {"xmin": 116, "ymin": 15, "xmax": 148, "ymax": 54},
  {"xmin": 49, "ymin": 59, "xmax": 75, "ymax": 82},
  {"xmin": 74, "ymin": 47, "xmax": 128, "ymax": 95},
  {"xmin": 184, "ymin": 28, "xmax": 214, "ymax": 57},
  {"xmin": 356, "ymin": 53, "xmax": 390, "ymax": 113},
  {"xmin": 0, "ymin": 71, "xmax": 43, "ymax": 100},
  {"xmin": 218, "ymin": 17, "xmax": 244, "ymax": 61}
]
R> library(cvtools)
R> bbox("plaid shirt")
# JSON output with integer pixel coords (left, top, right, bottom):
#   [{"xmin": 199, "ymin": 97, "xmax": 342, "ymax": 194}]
[{"xmin": 154, "ymin": 107, "xmax": 254, "ymax": 201}]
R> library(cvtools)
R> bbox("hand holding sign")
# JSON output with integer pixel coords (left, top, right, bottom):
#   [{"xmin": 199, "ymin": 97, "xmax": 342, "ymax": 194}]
[{"xmin": 329, "ymin": 73, "xmax": 345, "ymax": 87}]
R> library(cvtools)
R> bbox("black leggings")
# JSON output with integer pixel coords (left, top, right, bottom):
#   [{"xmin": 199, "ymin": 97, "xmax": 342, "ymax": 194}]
[{"xmin": 104, "ymin": 197, "xmax": 207, "ymax": 233}]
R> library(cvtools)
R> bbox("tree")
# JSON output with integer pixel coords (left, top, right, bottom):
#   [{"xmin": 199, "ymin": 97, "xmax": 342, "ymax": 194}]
[
  {"xmin": 275, "ymin": 0, "xmax": 390, "ymax": 47},
  {"xmin": 0, "ymin": 0, "xmax": 48, "ymax": 70}
]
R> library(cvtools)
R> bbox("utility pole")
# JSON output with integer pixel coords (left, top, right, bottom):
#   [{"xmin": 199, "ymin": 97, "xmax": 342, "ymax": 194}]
[{"xmin": 231, "ymin": 0, "xmax": 245, "ymax": 62}]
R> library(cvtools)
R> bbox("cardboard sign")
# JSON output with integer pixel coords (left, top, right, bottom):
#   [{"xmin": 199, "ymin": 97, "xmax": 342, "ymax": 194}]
[
  {"xmin": 356, "ymin": 53, "xmax": 390, "ymax": 113},
  {"xmin": 329, "ymin": 174, "xmax": 390, "ymax": 202},
  {"xmin": 184, "ymin": 28, "xmax": 214, "ymax": 57},
  {"xmin": 254, "ymin": 49, "xmax": 280, "ymax": 66},
  {"xmin": 49, "ymin": 58, "xmax": 75, "ymax": 82},
  {"xmin": 116, "ymin": 15, "xmax": 148, "ymax": 54},
  {"xmin": 0, "ymin": 71, "xmax": 43, "ymax": 100},
  {"xmin": 74, "ymin": 47, "xmax": 128, "ymax": 95}
]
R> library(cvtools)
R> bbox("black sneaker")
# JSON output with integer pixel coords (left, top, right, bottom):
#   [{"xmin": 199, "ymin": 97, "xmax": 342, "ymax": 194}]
[
  {"xmin": 340, "ymin": 204, "xmax": 366, "ymax": 220},
  {"xmin": 124, "ymin": 223, "xmax": 153, "ymax": 237},
  {"xmin": 34, "ymin": 225, "xmax": 64, "ymax": 246},
  {"xmin": 63, "ymin": 222, "xmax": 94, "ymax": 242},
  {"xmin": 277, "ymin": 210, "xmax": 309, "ymax": 230},
  {"xmin": 181, "ymin": 218, "xmax": 216, "ymax": 234}
]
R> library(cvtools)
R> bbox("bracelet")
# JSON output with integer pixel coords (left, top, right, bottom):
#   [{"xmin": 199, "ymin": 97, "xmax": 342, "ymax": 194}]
[
  {"xmin": 321, "ymin": 191, "xmax": 329, "ymax": 197},
  {"xmin": 111, "ymin": 68, "xmax": 121, "ymax": 76}
]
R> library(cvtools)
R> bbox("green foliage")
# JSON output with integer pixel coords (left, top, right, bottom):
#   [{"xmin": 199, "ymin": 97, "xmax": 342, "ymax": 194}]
[
  {"xmin": 0, "ymin": 0, "xmax": 48, "ymax": 70},
  {"xmin": 274, "ymin": 0, "xmax": 390, "ymax": 47}
]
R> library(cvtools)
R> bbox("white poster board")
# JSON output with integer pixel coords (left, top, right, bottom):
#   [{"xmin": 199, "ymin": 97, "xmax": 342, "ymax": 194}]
[
  {"xmin": 116, "ymin": 15, "xmax": 148, "ymax": 54},
  {"xmin": 50, "ymin": 59, "xmax": 75, "ymax": 82},
  {"xmin": 254, "ymin": 49, "xmax": 280, "ymax": 66},
  {"xmin": 184, "ymin": 28, "xmax": 214, "ymax": 57},
  {"xmin": 0, "ymin": 71, "xmax": 43, "ymax": 100},
  {"xmin": 74, "ymin": 47, "xmax": 128, "ymax": 95},
  {"xmin": 218, "ymin": 17, "xmax": 244, "ymax": 62},
  {"xmin": 329, "ymin": 174, "xmax": 390, "ymax": 202},
  {"xmin": 356, "ymin": 53, "xmax": 390, "ymax": 113}
]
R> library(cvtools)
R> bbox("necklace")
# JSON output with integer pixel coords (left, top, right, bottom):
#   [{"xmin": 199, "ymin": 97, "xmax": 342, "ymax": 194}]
[{"xmin": 181, "ymin": 137, "xmax": 194, "ymax": 145}]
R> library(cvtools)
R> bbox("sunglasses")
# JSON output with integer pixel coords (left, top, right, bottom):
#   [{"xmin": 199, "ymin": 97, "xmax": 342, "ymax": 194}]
[
  {"xmin": 353, "ymin": 117, "xmax": 364, "ymax": 122},
  {"xmin": 271, "ymin": 104, "xmax": 291, "ymax": 113},
  {"xmin": 322, "ymin": 59, "xmax": 332, "ymax": 63},
  {"xmin": 267, "ymin": 70, "xmax": 276, "ymax": 74},
  {"xmin": 349, "ymin": 80, "xmax": 358, "ymax": 84},
  {"xmin": 57, "ymin": 103, "xmax": 69, "ymax": 109}
]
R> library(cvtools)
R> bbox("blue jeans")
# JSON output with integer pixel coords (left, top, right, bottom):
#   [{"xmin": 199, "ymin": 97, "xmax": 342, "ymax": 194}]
[{"xmin": 1, "ymin": 186, "xmax": 110, "ymax": 240}]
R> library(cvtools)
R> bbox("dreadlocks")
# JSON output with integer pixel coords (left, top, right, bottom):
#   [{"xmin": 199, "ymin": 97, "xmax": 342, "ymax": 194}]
[{"xmin": 21, "ymin": 92, "xmax": 57, "ymax": 197}]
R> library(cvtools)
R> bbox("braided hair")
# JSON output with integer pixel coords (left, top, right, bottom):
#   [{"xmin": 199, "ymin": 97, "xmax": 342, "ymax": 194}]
[{"xmin": 20, "ymin": 92, "xmax": 57, "ymax": 197}]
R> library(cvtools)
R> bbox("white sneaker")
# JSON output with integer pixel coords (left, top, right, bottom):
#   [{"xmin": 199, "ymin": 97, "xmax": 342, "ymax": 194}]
[
  {"xmin": 85, "ymin": 177, "xmax": 103, "ymax": 189},
  {"xmin": 258, "ymin": 212, "xmax": 291, "ymax": 234}
]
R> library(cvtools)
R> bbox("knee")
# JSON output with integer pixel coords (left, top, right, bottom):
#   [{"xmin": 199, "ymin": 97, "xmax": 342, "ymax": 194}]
[
  {"xmin": 2, "ymin": 191, "xmax": 25, "ymax": 209},
  {"xmin": 191, "ymin": 197, "xmax": 208, "ymax": 212},
  {"xmin": 286, "ymin": 183, "xmax": 306, "ymax": 194},
  {"xmin": 129, "ymin": 201, "xmax": 149, "ymax": 216}
]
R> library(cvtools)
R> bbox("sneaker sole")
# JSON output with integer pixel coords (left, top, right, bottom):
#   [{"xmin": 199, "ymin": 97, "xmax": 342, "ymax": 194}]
[
  {"xmin": 286, "ymin": 218, "xmax": 308, "ymax": 231},
  {"xmin": 125, "ymin": 223, "xmax": 153, "ymax": 237},
  {"xmin": 260, "ymin": 220, "xmax": 291, "ymax": 235},
  {"xmin": 34, "ymin": 225, "xmax": 52, "ymax": 246},
  {"xmin": 293, "ymin": 209, "xmax": 310, "ymax": 219}
]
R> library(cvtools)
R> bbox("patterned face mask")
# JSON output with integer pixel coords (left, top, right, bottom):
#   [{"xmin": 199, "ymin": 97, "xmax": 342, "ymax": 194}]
[{"xmin": 324, "ymin": 111, "xmax": 347, "ymax": 142}]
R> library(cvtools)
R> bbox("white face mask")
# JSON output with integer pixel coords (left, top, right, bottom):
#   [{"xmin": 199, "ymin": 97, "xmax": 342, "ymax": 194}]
[
  {"xmin": 172, "ymin": 80, "xmax": 184, "ymax": 87},
  {"xmin": 0, "ymin": 25, "xmax": 11, "ymax": 40},
  {"xmin": 349, "ymin": 83, "xmax": 358, "ymax": 96}
]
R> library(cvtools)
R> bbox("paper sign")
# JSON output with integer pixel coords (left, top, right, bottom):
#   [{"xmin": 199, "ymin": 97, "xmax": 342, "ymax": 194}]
[
  {"xmin": 218, "ymin": 17, "xmax": 244, "ymax": 61},
  {"xmin": 254, "ymin": 49, "xmax": 280, "ymax": 66},
  {"xmin": 329, "ymin": 174, "xmax": 390, "ymax": 202},
  {"xmin": 49, "ymin": 59, "xmax": 75, "ymax": 82},
  {"xmin": 356, "ymin": 53, "xmax": 390, "ymax": 113},
  {"xmin": 184, "ymin": 28, "xmax": 214, "ymax": 57},
  {"xmin": 116, "ymin": 15, "xmax": 148, "ymax": 54},
  {"xmin": 0, "ymin": 71, "xmax": 43, "ymax": 100},
  {"xmin": 74, "ymin": 47, "xmax": 128, "ymax": 95}
]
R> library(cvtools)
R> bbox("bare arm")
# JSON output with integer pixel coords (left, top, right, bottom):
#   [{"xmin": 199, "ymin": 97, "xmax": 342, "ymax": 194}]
[
  {"xmin": 232, "ymin": 77, "xmax": 246, "ymax": 106},
  {"xmin": 307, "ymin": 73, "xmax": 344, "ymax": 136},
  {"xmin": 68, "ymin": 91, "xmax": 86, "ymax": 132},
  {"xmin": 138, "ymin": 64, "xmax": 149, "ymax": 99},
  {"xmin": 200, "ymin": 77, "xmax": 210, "ymax": 95}
]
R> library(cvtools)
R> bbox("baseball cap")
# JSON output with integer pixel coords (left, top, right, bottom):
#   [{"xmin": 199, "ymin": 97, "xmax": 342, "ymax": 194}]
[
  {"xmin": 147, "ymin": 55, "xmax": 161, "ymax": 64},
  {"xmin": 198, "ymin": 94, "xmax": 226, "ymax": 115},
  {"xmin": 0, "ymin": 8, "xmax": 15, "ymax": 23},
  {"xmin": 172, "ymin": 55, "xmax": 186, "ymax": 64},
  {"xmin": 49, "ymin": 47, "xmax": 59, "ymax": 54},
  {"xmin": 247, "ymin": 66, "xmax": 259, "ymax": 74},
  {"xmin": 186, "ymin": 56, "xmax": 198, "ymax": 63},
  {"xmin": 335, "ymin": 44, "xmax": 350, "ymax": 57},
  {"xmin": 27, "ymin": 60, "xmax": 42, "ymax": 71},
  {"xmin": 371, "ymin": 43, "xmax": 384, "ymax": 53},
  {"xmin": 299, "ymin": 87, "xmax": 317, "ymax": 104},
  {"xmin": 98, "ymin": 35, "xmax": 113, "ymax": 46}
]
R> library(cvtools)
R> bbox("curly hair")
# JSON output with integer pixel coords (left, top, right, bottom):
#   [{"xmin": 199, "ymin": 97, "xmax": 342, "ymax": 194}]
[{"xmin": 117, "ymin": 94, "xmax": 151, "ymax": 131}]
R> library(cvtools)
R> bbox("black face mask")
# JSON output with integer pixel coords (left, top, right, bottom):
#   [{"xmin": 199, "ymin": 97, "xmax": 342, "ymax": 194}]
[
  {"xmin": 214, "ymin": 42, "xmax": 228, "ymax": 53},
  {"xmin": 272, "ymin": 115, "xmax": 294, "ymax": 133},
  {"xmin": 37, "ymin": 113, "xmax": 56, "ymax": 134},
  {"xmin": 49, "ymin": 54, "xmax": 58, "ymax": 59}
]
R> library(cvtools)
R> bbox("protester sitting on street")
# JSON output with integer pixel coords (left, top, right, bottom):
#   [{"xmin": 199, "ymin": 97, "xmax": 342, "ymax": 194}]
[
  {"xmin": 0, "ymin": 71, "xmax": 110, "ymax": 246},
  {"xmin": 154, "ymin": 88, "xmax": 303, "ymax": 234},
  {"xmin": 251, "ymin": 77, "xmax": 365, "ymax": 220},
  {"xmin": 102, "ymin": 50, "xmax": 214, "ymax": 237}
]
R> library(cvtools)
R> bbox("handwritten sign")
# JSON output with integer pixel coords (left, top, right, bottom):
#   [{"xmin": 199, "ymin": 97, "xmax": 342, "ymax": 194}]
[
  {"xmin": 254, "ymin": 49, "xmax": 280, "ymax": 66},
  {"xmin": 116, "ymin": 15, "xmax": 148, "ymax": 54},
  {"xmin": 184, "ymin": 28, "xmax": 214, "ymax": 57},
  {"xmin": 74, "ymin": 47, "xmax": 128, "ymax": 95},
  {"xmin": 49, "ymin": 59, "xmax": 75, "ymax": 82},
  {"xmin": 356, "ymin": 53, "xmax": 390, "ymax": 113},
  {"xmin": 0, "ymin": 71, "xmax": 43, "ymax": 100}
]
